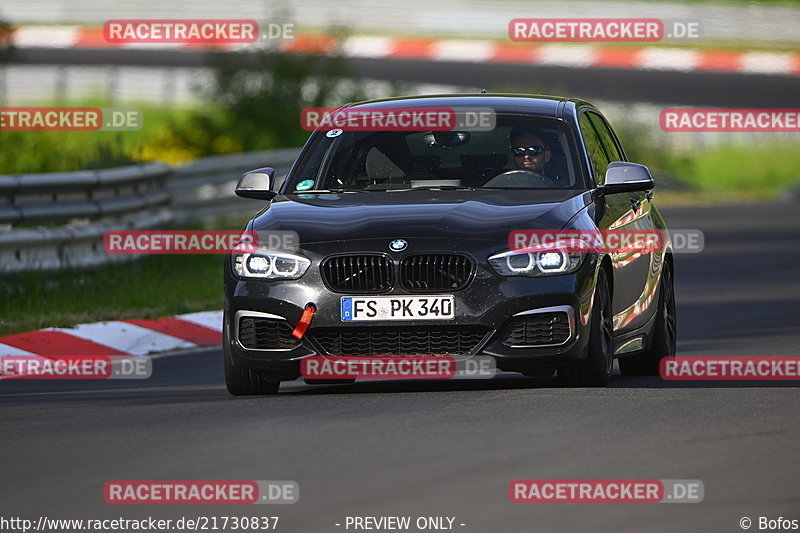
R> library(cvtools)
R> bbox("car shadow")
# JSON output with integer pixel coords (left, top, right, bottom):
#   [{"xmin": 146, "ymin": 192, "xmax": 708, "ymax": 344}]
[{"xmin": 280, "ymin": 371, "xmax": 800, "ymax": 396}]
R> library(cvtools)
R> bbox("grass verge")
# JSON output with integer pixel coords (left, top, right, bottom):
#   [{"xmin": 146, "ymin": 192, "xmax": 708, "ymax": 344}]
[
  {"xmin": 624, "ymin": 141, "xmax": 800, "ymax": 198},
  {"xmin": 0, "ymin": 253, "xmax": 226, "ymax": 337},
  {"xmin": 0, "ymin": 103, "xmax": 201, "ymax": 173}
]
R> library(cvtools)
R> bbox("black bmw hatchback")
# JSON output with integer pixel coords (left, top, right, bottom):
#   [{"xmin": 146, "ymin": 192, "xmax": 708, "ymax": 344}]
[{"xmin": 223, "ymin": 94, "xmax": 676, "ymax": 394}]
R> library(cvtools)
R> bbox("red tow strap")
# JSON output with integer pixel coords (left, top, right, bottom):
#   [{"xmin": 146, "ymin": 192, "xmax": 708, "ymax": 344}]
[{"xmin": 291, "ymin": 305, "xmax": 316, "ymax": 339}]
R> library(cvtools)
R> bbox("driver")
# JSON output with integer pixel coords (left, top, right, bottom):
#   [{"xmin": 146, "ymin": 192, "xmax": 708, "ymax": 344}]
[
  {"xmin": 483, "ymin": 126, "xmax": 558, "ymax": 188},
  {"xmin": 510, "ymin": 127, "xmax": 552, "ymax": 174}
]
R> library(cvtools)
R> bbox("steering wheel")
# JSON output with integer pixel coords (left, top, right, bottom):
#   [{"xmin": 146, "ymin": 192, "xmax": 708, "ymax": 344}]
[{"xmin": 483, "ymin": 169, "xmax": 558, "ymax": 189}]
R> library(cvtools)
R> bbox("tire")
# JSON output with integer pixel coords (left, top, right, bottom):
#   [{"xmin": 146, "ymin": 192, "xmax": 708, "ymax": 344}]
[
  {"xmin": 619, "ymin": 260, "xmax": 676, "ymax": 376},
  {"xmin": 558, "ymin": 267, "xmax": 613, "ymax": 387},
  {"xmin": 223, "ymin": 323, "xmax": 280, "ymax": 395}
]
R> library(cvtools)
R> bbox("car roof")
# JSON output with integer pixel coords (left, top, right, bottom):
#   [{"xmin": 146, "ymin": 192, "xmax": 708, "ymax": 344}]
[{"xmin": 342, "ymin": 93, "xmax": 595, "ymax": 119}]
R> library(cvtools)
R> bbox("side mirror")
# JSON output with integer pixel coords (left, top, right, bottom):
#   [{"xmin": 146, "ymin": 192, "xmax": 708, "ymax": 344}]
[
  {"xmin": 235, "ymin": 167, "xmax": 277, "ymax": 200},
  {"xmin": 600, "ymin": 162, "xmax": 655, "ymax": 194}
]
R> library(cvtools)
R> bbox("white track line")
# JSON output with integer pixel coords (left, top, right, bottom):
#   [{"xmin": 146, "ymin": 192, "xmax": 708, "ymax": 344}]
[
  {"xmin": 340, "ymin": 36, "xmax": 394, "ymax": 58},
  {"xmin": 740, "ymin": 52, "xmax": 796, "ymax": 75},
  {"xmin": 0, "ymin": 343, "xmax": 38, "ymax": 356},
  {"xmin": 13, "ymin": 26, "xmax": 80, "ymax": 48},
  {"xmin": 537, "ymin": 45, "xmax": 597, "ymax": 67},
  {"xmin": 433, "ymin": 40, "xmax": 494, "ymax": 63},
  {"xmin": 49, "ymin": 321, "xmax": 194, "ymax": 355},
  {"xmin": 638, "ymin": 48, "xmax": 699, "ymax": 71},
  {"xmin": 178, "ymin": 310, "xmax": 224, "ymax": 332}
]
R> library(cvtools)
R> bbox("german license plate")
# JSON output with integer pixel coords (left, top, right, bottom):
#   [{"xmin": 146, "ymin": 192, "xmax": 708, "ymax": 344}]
[{"xmin": 341, "ymin": 295, "xmax": 455, "ymax": 321}]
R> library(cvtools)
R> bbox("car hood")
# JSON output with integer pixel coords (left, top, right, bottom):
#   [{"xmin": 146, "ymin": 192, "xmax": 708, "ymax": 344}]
[{"xmin": 250, "ymin": 189, "xmax": 592, "ymax": 245}]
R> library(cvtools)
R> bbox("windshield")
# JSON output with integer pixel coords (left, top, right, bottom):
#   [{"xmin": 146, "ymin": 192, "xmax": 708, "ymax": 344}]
[{"xmin": 286, "ymin": 114, "xmax": 585, "ymax": 193}]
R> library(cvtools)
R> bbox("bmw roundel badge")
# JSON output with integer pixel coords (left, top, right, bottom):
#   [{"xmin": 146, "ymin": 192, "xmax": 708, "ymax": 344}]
[{"xmin": 389, "ymin": 239, "xmax": 408, "ymax": 252}]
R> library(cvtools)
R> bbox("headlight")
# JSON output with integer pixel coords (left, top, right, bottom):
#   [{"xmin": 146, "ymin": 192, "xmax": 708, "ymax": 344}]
[
  {"xmin": 488, "ymin": 249, "xmax": 583, "ymax": 277},
  {"xmin": 233, "ymin": 249, "xmax": 311, "ymax": 280}
]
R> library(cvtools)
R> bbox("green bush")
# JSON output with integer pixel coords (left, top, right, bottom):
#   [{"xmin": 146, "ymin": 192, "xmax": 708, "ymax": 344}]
[
  {"xmin": 1, "ymin": 43, "xmax": 367, "ymax": 172},
  {"xmin": 616, "ymin": 124, "xmax": 800, "ymax": 195},
  {"xmin": 139, "ymin": 45, "xmax": 367, "ymax": 160}
]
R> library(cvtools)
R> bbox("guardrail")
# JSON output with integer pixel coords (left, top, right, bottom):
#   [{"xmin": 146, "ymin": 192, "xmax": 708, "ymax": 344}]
[
  {"xmin": 168, "ymin": 148, "xmax": 299, "ymax": 223},
  {"xmin": 0, "ymin": 148, "xmax": 301, "ymax": 273},
  {"xmin": 0, "ymin": 163, "xmax": 171, "ymax": 225}
]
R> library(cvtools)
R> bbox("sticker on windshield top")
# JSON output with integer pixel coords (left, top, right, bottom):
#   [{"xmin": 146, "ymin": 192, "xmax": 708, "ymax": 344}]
[
  {"xmin": 326, "ymin": 129, "xmax": 343, "ymax": 138},
  {"xmin": 295, "ymin": 179, "xmax": 315, "ymax": 191}
]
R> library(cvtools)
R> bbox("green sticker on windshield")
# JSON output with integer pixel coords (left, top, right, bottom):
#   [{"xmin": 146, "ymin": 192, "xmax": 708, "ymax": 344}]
[{"xmin": 296, "ymin": 179, "xmax": 315, "ymax": 191}]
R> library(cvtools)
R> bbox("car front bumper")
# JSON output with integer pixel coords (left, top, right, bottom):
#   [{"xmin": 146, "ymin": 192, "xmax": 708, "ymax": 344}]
[{"xmin": 223, "ymin": 249, "xmax": 599, "ymax": 381}]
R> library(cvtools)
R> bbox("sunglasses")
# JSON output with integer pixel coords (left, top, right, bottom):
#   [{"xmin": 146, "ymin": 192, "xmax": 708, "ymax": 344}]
[{"xmin": 512, "ymin": 145, "xmax": 545, "ymax": 156}]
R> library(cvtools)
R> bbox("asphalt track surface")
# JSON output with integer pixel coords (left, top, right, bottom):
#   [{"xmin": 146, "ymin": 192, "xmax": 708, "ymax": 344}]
[
  {"xmin": 2, "ymin": 201, "xmax": 800, "ymax": 532},
  {"xmin": 9, "ymin": 48, "xmax": 800, "ymax": 106}
]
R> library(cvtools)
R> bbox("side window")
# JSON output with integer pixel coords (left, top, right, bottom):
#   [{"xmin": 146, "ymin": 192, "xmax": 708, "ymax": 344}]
[
  {"xmin": 588, "ymin": 113, "xmax": 624, "ymax": 163},
  {"xmin": 579, "ymin": 113, "xmax": 610, "ymax": 186}
]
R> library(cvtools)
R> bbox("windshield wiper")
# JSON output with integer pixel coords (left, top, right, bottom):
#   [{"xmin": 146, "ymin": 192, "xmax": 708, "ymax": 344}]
[
  {"xmin": 387, "ymin": 186, "xmax": 479, "ymax": 192},
  {"xmin": 291, "ymin": 188, "xmax": 367, "ymax": 194}
]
